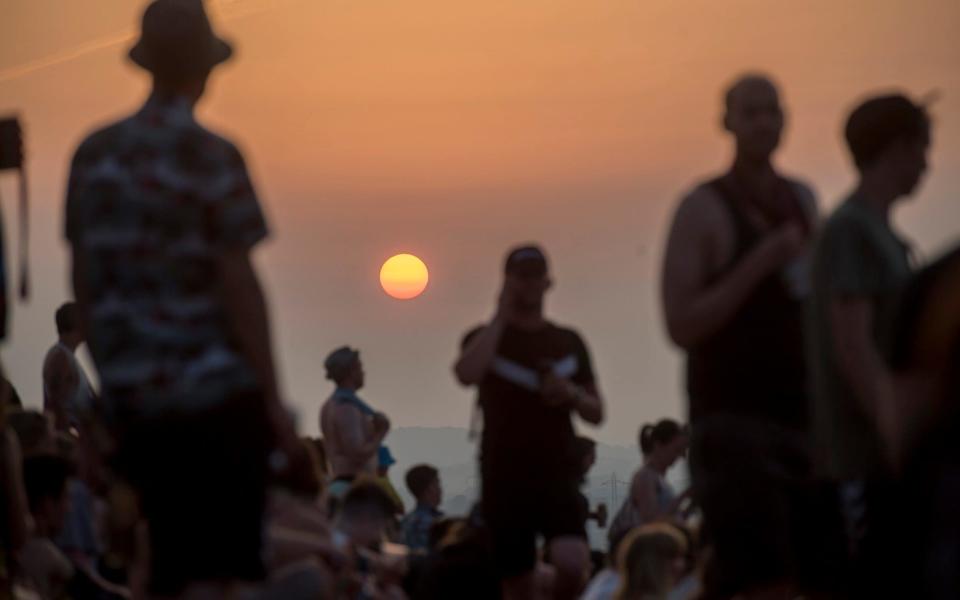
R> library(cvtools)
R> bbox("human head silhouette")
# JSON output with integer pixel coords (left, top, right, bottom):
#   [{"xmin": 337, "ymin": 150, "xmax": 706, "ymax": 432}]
[
  {"xmin": 723, "ymin": 74, "xmax": 784, "ymax": 163},
  {"xmin": 845, "ymin": 93, "xmax": 931, "ymax": 199}
]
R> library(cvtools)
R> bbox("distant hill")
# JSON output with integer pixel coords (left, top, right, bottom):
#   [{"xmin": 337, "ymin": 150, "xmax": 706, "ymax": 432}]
[{"xmin": 381, "ymin": 426, "xmax": 690, "ymax": 551}]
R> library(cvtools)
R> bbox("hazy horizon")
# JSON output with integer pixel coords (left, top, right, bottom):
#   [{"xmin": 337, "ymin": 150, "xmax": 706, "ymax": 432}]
[{"xmin": 1, "ymin": 0, "xmax": 958, "ymax": 445}]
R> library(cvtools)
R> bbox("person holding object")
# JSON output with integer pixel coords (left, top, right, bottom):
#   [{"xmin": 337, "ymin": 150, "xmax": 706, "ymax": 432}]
[{"xmin": 454, "ymin": 244, "xmax": 604, "ymax": 600}]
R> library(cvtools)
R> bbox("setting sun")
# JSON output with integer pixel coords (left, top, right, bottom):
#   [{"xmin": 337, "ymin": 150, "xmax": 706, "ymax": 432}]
[{"xmin": 380, "ymin": 254, "xmax": 429, "ymax": 300}]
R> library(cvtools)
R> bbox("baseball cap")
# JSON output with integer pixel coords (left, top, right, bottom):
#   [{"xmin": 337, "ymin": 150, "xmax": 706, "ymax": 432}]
[
  {"xmin": 324, "ymin": 346, "xmax": 360, "ymax": 382},
  {"xmin": 504, "ymin": 244, "xmax": 549, "ymax": 278}
]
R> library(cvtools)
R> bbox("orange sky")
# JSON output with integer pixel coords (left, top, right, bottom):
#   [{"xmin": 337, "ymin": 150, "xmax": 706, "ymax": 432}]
[{"xmin": 1, "ymin": 0, "xmax": 958, "ymax": 444}]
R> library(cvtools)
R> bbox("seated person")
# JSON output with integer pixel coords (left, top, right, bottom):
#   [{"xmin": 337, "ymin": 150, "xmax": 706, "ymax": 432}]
[
  {"xmin": 400, "ymin": 465, "xmax": 443, "ymax": 552},
  {"xmin": 18, "ymin": 455, "xmax": 74, "ymax": 600}
]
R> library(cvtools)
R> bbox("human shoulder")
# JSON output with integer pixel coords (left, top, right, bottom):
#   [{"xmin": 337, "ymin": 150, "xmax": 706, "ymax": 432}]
[
  {"xmin": 676, "ymin": 180, "xmax": 728, "ymax": 222},
  {"xmin": 72, "ymin": 119, "xmax": 132, "ymax": 165},
  {"xmin": 782, "ymin": 175, "xmax": 818, "ymax": 218}
]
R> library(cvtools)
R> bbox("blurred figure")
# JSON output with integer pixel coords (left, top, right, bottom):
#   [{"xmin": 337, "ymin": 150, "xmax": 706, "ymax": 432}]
[
  {"xmin": 614, "ymin": 524, "xmax": 687, "ymax": 600},
  {"xmin": 454, "ymin": 245, "xmax": 604, "ymax": 600},
  {"xmin": 401, "ymin": 465, "xmax": 443, "ymax": 552},
  {"xmin": 661, "ymin": 73, "xmax": 816, "ymax": 433},
  {"xmin": 660, "ymin": 73, "xmax": 817, "ymax": 597},
  {"xmin": 64, "ymin": 0, "xmax": 296, "ymax": 595},
  {"xmin": 608, "ymin": 421, "xmax": 689, "ymax": 555},
  {"xmin": 320, "ymin": 347, "xmax": 391, "ymax": 503},
  {"xmin": 18, "ymin": 455, "xmax": 74, "ymax": 600},
  {"xmin": 808, "ymin": 92, "xmax": 932, "ymax": 596},
  {"xmin": 0, "ymin": 410, "xmax": 29, "ymax": 598},
  {"xmin": 42, "ymin": 302, "xmax": 95, "ymax": 433}
]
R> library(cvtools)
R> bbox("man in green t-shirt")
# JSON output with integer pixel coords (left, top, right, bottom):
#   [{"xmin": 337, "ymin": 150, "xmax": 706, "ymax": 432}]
[{"xmin": 808, "ymin": 93, "xmax": 931, "ymax": 585}]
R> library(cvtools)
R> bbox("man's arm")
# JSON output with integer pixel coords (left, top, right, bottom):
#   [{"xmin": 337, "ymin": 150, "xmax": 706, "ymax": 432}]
[
  {"xmin": 830, "ymin": 296, "xmax": 901, "ymax": 465},
  {"xmin": 217, "ymin": 248, "xmax": 280, "ymax": 404},
  {"xmin": 661, "ymin": 189, "xmax": 804, "ymax": 349},
  {"xmin": 334, "ymin": 404, "xmax": 386, "ymax": 464},
  {"xmin": 574, "ymin": 382, "xmax": 603, "ymax": 425},
  {"xmin": 453, "ymin": 318, "xmax": 505, "ymax": 386}
]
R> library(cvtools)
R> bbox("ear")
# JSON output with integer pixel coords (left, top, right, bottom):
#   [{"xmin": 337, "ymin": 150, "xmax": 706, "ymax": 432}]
[{"xmin": 722, "ymin": 112, "xmax": 733, "ymax": 133}]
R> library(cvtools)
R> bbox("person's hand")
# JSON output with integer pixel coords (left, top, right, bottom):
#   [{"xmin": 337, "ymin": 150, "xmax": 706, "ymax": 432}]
[
  {"xmin": 494, "ymin": 279, "xmax": 518, "ymax": 322},
  {"xmin": 266, "ymin": 400, "xmax": 301, "ymax": 472},
  {"xmin": 541, "ymin": 372, "xmax": 579, "ymax": 408},
  {"xmin": 759, "ymin": 222, "xmax": 805, "ymax": 271}
]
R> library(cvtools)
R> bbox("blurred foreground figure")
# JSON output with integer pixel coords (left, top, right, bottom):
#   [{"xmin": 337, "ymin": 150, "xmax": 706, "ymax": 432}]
[
  {"xmin": 808, "ymin": 92, "xmax": 932, "ymax": 597},
  {"xmin": 660, "ymin": 74, "xmax": 817, "ymax": 597},
  {"xmin": 454, "ymin": 245, "xmax": 604, "ymax": 600},
  {"xmin": 65, "ymin": 0, "xmax": 295, "ymax": 596}
]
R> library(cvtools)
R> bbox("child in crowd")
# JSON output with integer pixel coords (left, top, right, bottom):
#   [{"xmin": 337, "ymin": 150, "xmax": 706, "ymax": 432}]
[{"xmin": 400, "ymin": 465, "xmax": 443, "ymax": 552}]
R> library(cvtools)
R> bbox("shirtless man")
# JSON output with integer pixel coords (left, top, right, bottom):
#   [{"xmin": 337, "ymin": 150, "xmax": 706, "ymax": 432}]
[
  {"xmin": 42, "ymin": 303, "xmax": 95, "ymax": 433},
  {"xmin": 660, "ymin": 74, "xmax": 817, "ymax": 595},
  {"xmin": 319, "ymin": 347, "xmax": 389, "ymax": 501}
]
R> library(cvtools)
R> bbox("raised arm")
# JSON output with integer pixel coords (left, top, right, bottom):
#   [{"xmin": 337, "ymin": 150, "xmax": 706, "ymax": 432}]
[
  {"xmin": 454, "ymin": 282, "xmax": 516, "ymax": 385},
  {"xmin": 661, "ymin": 188, "xmax": 803, "ymax": 349}
]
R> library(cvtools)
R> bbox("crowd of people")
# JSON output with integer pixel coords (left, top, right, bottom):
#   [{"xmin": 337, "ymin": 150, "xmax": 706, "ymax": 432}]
[{"xmin": 0, "ymin": 1, "xmax": 958, "ymax": 599}]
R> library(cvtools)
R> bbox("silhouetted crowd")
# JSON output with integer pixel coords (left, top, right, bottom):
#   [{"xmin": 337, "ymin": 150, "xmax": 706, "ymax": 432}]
[{"xmin": 1, "ymin": 1, "xmax": 958, "ymax": 599}]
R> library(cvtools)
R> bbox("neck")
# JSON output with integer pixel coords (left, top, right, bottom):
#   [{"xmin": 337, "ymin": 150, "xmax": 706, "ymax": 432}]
[
  {"xmin": 58, "ymin": 337, "xmax": 78, "ymax": 352},
  {"xmin": 148, "ymin": 85, "xmax": 197, "ymax": 110},
  {"xmin": 731, "ymin": 152, "xmax": 775, "ymax": 180},
  {"xmin": 644, "ymin": 455, "xmax": 668, "ymax": 475},
  {"xmin": 730, "ymin": 153, "xmax": 776, "ymax": 189},
  {"xmin": 338, "ymin": 382, "xmax": 358, "ymax": 392},
  {"xmin": 854, "ymin": 171, "xmax": 899, "ymax": 222},
  {"xmin": 509, "ymin": 307, "xmax": 546, "ymax": 330}
]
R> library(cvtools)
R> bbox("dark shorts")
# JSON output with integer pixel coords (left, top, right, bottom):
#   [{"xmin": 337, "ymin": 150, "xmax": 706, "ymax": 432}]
[
  {"xmin": 481, "ymin": 467, "xmax": 586, "ymax": 579},
  {"xmin": 113, "ymin": 390, "xmax": 271, "ymax": 595}
]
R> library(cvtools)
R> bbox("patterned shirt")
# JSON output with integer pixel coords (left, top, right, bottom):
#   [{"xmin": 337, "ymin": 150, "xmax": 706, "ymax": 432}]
[
  {"xmin": 401, "ymin": 503, "xmax": 443, "ymax": 551},
  {"xmin": 64, "ymin": 94, "xmax": 268, "ymax": 416}
]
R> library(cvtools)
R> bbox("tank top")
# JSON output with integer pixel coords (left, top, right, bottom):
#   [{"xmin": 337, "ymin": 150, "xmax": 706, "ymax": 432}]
[{"xmin": 686, "ymin": 175, "xmax": 809, "ymax": 431}]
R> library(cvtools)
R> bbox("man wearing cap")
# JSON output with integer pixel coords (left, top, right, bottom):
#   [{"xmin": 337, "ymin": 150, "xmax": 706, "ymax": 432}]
[
  {"xmin": 454, "ymin": 245, "xmax": 604, "ymax": 600},
  {"xmin": 320, "ymin": 347, "xmax": 390, "ymax": 502},
  {"xmin": 808, "ymin": 93, "xmax": 932, "ymax": 588},
  {"xmin": 64, "ymin": 0, "xmax": 295, "ymax": 595}
]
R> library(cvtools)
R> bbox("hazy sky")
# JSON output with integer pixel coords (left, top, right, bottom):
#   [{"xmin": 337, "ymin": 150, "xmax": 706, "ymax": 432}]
[{"xmin": 1, "ymin": 0, "xmax": 958, "ymax": 445}]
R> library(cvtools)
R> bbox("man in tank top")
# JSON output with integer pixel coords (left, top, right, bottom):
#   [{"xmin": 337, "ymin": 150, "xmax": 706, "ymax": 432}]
[
  {"xmin": 660, "ymin": 74, "xmax": 818, "ymax": 596},
  {"xmin": 42, "ymin": 303, "xmax": 95, "ymax": 433}
]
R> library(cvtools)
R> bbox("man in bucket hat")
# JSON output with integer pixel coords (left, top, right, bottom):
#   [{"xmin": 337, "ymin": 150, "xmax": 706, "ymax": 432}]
[
  {"xmin": 64, "ymin": 1, "xmax": 297, "ymax": 595},
  {"xmin": 319, "ymin": 347, "xmax": 391, "ymax": 504}
]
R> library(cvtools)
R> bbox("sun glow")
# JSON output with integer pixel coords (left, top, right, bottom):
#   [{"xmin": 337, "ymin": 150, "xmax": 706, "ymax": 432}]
[{"xmin": 379, "ymin": 254, "xmax": 429, "ymax": 300}]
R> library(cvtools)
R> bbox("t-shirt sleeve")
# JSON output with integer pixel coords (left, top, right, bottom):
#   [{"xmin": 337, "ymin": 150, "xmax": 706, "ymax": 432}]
[
  {"xmin": 569, "ymin": 330, "xmax": 596, "ymax": 386},
  {"xmin": 819, "ymin": 216, "xmax": 885, "ymax": 297},
  {"xmin": 211, "ymin": 143, "xmax": 269, "ymax": 250}
]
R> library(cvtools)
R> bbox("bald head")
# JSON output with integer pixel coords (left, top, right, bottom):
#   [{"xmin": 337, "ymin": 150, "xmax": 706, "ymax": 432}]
[{"xmin": 723, "ymin": 74, "xmax": 784, "ymax": 162}]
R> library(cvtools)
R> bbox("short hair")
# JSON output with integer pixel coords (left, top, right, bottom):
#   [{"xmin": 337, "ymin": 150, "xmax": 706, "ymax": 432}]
[
  {"xmin": 724, "ymin": 73, "xmax": 779, "ymax": 113},
  {"xmin": 22, "ymin": 454, "xmax": 71, "ymax": 514},
  {"xmin": 845, "ymin": 93, "xmax": 930, "ymax": 171},
  {"xmin": 638, "ymin": 419, "xmax": 685, "ymax": 455},
  {"xmin": 340, "ymin": 479, "xmax": 396, "ymax": 521},
  {"xmin": 55, "ymin": 302, "xmax": 78, "ymax": 336},
  {"xmin": 405, "ymin": 464, "xmax": 440, "ymax": 499}
]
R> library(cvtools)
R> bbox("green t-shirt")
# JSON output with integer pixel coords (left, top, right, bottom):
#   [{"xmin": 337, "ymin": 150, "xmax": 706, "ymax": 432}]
[{"xmin": 808, "ymin": 196, "xmax": 912, "ymax": 480}]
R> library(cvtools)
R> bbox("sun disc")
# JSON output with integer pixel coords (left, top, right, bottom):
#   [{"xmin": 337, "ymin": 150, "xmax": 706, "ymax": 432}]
[{"xmin": 380, "ymin": 254, "xmax": 429, "ymax": 300}]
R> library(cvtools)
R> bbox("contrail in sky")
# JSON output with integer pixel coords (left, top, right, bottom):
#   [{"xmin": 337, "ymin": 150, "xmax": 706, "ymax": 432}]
[{"xmin": 0, "ymin": 0, "xmax": 290, "ymax": 84}]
